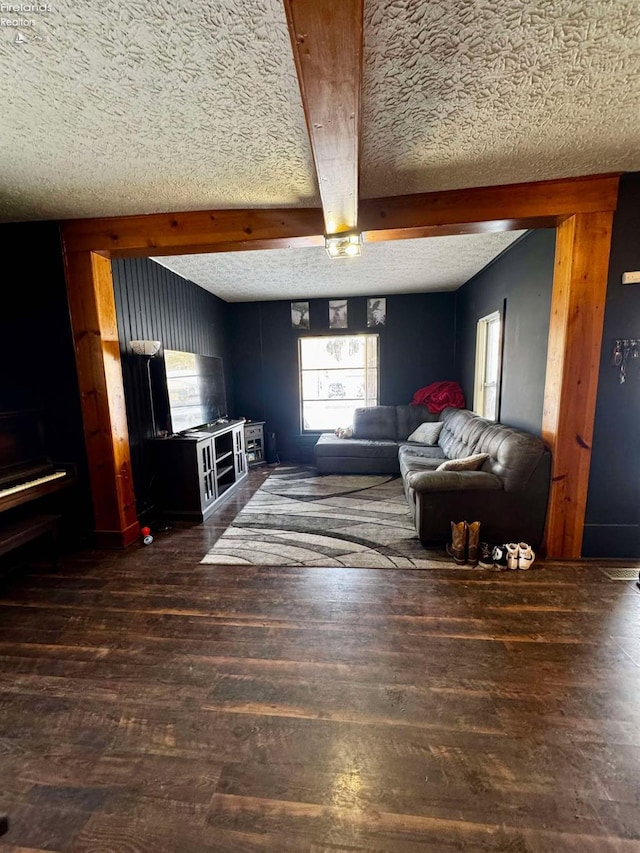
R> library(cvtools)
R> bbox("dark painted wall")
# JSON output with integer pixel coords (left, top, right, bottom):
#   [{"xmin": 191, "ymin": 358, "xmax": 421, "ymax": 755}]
[
  {"xmin": 111, "ymin": 258, "xmax": 233, "ymax": 521},
  {"xmin": 230, "ymin": 292, "xmax": 457, "ymax": 461},
  {"xmin": 0, "ymin": 221, "xmax": 90, "ymax": 545},
  {"xmin": 455, "ymin": 230, "xmax": 555, "ymax": 435},
  {"xmin": 584, "ymin": 173, "xmax": 640, "ymax": 557}
]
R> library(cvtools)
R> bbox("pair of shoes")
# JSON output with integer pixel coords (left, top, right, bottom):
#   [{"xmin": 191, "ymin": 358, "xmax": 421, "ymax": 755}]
[
  {"xmin": 446, "ymin": 521, "xmax": 481, "ymax": 566},
  {"xmin": 478, "ymin": 542, "xmax": 494, "ymax": 569},
  {"xmin": 505, "ymin": 542, "xmax": 535, "ymax": 570},
  {"xmin": 492, "ymin": 544, "xmax": 508, "ymax": 570}
]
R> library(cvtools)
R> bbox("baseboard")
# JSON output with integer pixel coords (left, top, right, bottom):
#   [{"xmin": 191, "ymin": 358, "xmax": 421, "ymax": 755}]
[{"xmin": 93, "ymin": 521, "xmax": 141, "ymax": 549}]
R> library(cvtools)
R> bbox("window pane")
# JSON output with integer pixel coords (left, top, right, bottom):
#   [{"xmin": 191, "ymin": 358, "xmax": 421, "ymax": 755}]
[
  {"xmin": 474, "ymin": 312, "xmax": 501, "ymax": 419},
  {"xmin": 485, "ymin": 318, "xmax": 500, "ymax": 383},
  {"xmin": 300, "ymin": 336, "xmax": 367, "ymax": 369},
  {"xmin": 299, "ymin": 334, "xmax": 378, "ymax": 430},
  {"xmin": 302, "ymin": 400, "xmax": 362, "ymax": 431},
  {"xmin": 484, "ymin": 384, "xmax": 497, "ymax": 420},
  {"xmin": 301, "ymin": 369, "xmax": 366, "ymax": 401}
]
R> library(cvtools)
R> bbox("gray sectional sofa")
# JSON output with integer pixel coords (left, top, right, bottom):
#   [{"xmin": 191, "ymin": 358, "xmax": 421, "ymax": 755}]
[
  {"xmin": 314, "ymin": 405, "xmax": 439, "ymax": 474},
  {"xmin": 314, "ymin": 405, "xmax": 551, "ymax": 547}
]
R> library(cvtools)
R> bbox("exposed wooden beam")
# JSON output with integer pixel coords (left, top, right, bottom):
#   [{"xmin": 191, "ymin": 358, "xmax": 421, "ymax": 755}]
[
  {"xmin": 62, "ymin": 208, "xmax": 326, "ymax": 258},
  {"xmin": 542, "ymin": 211, "xmax": 615, "ymax": 559},
  {"xmin": 59, "ymin": 173, "xmax": 619, "ymax": 555},
  {"xmin": 362, "ymin": 218, "xmax": 560, "ymax": 242},
  {"xmin": 360, "ymin": 174, "xmax": 620, "ymax": 239},
  {"xmin": 63, "ymin": 250, "xmax": 140, "ymax": 548},
  {"xmin": 284, "ymin": 0, "xmax": 363, "ymax": 235},
  {"xmin": 61, "ymin": 175, "xmax": 619, "ymax": 258}
]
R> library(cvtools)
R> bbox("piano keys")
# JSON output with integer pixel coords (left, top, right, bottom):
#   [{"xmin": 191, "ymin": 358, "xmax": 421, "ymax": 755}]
[
  {"xmin": 0, "ymin": 410, "xmax": 76, "ymax": 514},
  {"xmin": 0, "ymin": 468, "xmax": 72, "ymax": 513}
]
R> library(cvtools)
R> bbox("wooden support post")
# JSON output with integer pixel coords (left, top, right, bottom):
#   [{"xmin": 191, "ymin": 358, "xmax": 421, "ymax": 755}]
[
  {"xmin": 63, "ymin": 250, "xmax": 140, "ymax": 548},
  {"xmin": 542, "ymin": 211, "xmax": 615, "ymax": 558}
]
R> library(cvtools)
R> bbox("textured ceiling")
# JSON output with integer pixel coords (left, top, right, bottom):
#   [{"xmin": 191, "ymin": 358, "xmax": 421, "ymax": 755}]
[
  {"xmin": 361, "ymin": 0, "xmax": 640, "ymax": 196},
  {"xmin": 0, "ymin": 0, "xmax": 318, "ymax": 220},
  {"xmin": 151, "ymin": 230, "xmax": 526, "ymax": 301},
  {"xmin": 0, "ymin": 0, "xmax": 638, "ymax": 221}
]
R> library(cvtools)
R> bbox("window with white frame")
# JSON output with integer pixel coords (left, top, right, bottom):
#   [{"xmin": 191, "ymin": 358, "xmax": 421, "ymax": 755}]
[
  {"xmin": 299, "ymin": 335, "xmax": 379, "ymax": 431},
  {"xmin": 473, "ymin": 311, "xmax": 501, "ymax": 420}
]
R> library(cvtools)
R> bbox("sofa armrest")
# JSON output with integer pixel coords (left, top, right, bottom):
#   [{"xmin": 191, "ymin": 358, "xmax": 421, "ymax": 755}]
[{"xmin": 405, "ymin": 470, "xmax": 503, "ymax": 493}]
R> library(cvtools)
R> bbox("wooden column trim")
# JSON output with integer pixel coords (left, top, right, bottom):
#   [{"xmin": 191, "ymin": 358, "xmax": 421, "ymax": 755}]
[
  {"xmin": 63, "ymin": 250, "xmax": 140, "ymax": 548},
  {"xmin": 542, "ymin": 211, "xmax": 615, "ymax": 558}
]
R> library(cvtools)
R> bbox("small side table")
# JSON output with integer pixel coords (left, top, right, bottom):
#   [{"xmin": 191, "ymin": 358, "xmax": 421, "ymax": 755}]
[{"xmin": 244, "ymin": 421, "xmax": 266, "ymax": 467}]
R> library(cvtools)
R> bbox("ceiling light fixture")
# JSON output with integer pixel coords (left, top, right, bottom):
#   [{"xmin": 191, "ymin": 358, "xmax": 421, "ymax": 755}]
[{"xmin": 325, "ymin": 232, "xmax": 362, "ymax": 259}]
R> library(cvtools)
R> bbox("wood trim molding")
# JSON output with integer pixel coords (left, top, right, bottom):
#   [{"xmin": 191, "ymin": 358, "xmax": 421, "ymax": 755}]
[
  {"xmin": 61, "ymin": 174, "xmax": 619, "ymax": 257},
  {"xmin": 284, "ymin": 0, "xmax": 363, "ymax": 235},
  {"xmin": 59, "ymin": 172, "xmax": 620, "ymax": 554},
  {"xmin": 61, "ymin": 208, "xmax": 326, "ymax": 257},
  {"xmin": 360, "ymin": 174, "xmax": 620, "ymax": 239},
  {"xmin": 63, "ymin": 250, "xmax": 140, "ymax": 548},
  {"xmin": 542, "ymin": 210, "xmax": 615, "ymax": 558}
]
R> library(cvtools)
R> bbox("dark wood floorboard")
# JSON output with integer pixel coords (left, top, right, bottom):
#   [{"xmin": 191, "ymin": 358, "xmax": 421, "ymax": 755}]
[{"xmin": 0, "ymin": 469, "xmax": 639, "ymax": 851}]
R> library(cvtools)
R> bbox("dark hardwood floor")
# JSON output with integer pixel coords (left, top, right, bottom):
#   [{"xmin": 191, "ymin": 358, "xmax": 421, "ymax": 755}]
[{"xmin": 0, "ymin": 469, "xmax": 639, "ymax": 852}]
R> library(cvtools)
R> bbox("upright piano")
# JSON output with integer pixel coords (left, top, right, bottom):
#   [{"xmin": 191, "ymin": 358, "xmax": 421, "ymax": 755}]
[{"xmin": 0, "ymin": 410, "xmax": 76, "ymax": 564}]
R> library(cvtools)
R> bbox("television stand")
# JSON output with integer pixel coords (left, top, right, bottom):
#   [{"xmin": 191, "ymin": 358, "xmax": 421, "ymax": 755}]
[{"xmin": 151, "ymin": 419, "xmax": 247, "ymax": 522}]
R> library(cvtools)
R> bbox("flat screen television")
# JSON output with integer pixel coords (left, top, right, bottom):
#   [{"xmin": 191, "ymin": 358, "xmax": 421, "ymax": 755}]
[{"xmin": 163, "ymin": 350, "xmax": 228, "ymax": 434}]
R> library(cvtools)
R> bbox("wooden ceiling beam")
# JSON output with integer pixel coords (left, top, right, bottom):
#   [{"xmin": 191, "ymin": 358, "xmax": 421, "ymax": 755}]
[
  {"xmin": 359, "ymin": 174, "xmax": 621, "ymax": 239},
  {"xmin": 284, "ymin": 0, "xmax": 363, "ymax": 235},
  {"xmin": 62, "ymin": 208, "xmax": 326, "ymax": 257},
  {"xmin": 61, "ymin": 174, "xmax": 620, "ymax": 259}
]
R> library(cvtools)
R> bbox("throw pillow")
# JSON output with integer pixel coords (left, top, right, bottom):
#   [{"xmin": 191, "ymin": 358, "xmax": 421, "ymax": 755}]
[
  {"xmin": 407, "ymin": 421, "xmax": 443, "ymax": 445},
  {"xmin": 437, "ymin": 452, "xmax": 489, "ymax": 472}
]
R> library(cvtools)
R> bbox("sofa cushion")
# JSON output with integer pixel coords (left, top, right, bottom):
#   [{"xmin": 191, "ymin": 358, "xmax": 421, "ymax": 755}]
[
  {"xmin": 437, "ymin": 452, "xmax": 489, "ymax": 471},
  {"xmin": 473, "ymin": 423, "xmax": 546, "ymax": 492},
  {"xmin": 407, "ymin": 421, "xmax": 443, "ymax": 445},
  {"xmin": 353, "ymin": 406, "xmax": 397, "ymax": 440},
  {"xmin": 400, "ymin": 455, "xmax": 443, "ymax": 480},
  {"xmin": 396, "ymin": 405, "xmax": 439, "ymax": 440},
  {"xmin": 437, "ymin": 407, "xmax": 489, "ymax": 459},
  {"xmin": 315, "ymin": 433, "xmax": 400, "ymax": 460},
  {"xmin": 405, "ymin": 469, "xmax": 503, "ymax": 492},
  {"xmin": 400, "ymin": 442, "xmax": 446, "ymax": 456},
  {"xmin": 398, "ymin": 443, "xmax": 446, "ymax": 461}
]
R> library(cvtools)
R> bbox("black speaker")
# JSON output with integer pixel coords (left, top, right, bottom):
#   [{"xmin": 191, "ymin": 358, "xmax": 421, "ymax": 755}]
[{"xmin": 266, "ymin": 431, "xmax": 278, "ymax": 464}]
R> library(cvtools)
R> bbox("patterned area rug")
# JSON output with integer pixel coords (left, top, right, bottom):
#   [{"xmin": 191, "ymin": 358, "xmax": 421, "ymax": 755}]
[{"xmin": 201, "ymin": 465, "xmax": 454, "ymax": 569}]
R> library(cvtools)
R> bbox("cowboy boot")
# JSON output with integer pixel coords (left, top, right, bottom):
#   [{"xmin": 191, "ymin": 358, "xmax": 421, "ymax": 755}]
[
  {"xmin": 467, "ymin": 521, "xmax": 481, "ymax": 567},
  {"xmin": 446, "ymin": 520, "xmax": 468, "ymax": 565}
]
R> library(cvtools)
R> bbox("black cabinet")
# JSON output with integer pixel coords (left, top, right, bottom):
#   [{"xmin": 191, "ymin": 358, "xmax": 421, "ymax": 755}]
[{"xmin": 152, "ymin": 420, "xmax": 246, "ymax": 522}]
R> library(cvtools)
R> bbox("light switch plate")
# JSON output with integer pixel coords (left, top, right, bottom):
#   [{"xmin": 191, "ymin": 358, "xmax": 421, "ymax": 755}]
[{"xmin": 622, "ymin": 271, "xmax": 640, "ymax": 285}]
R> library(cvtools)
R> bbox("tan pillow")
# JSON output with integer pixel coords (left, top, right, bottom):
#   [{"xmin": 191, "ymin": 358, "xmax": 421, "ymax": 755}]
[
  {"xmin": 437, "ymin": 453, "xmax": 489, "ymax": 472},
  {"xmin": 407, "ymin": 421, "xmax": 443, "ymax": 445}
]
